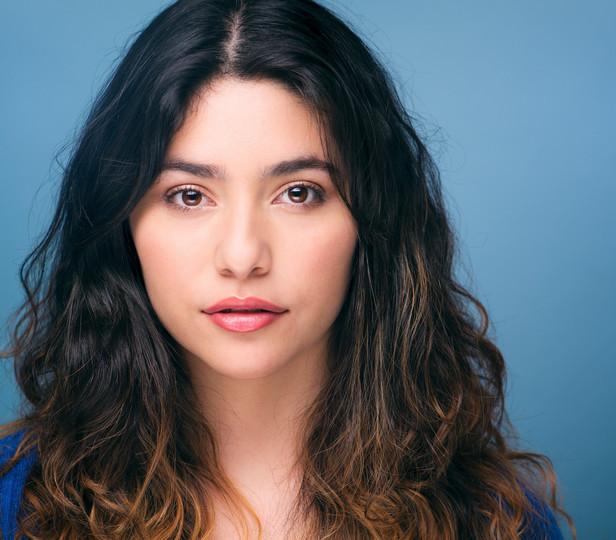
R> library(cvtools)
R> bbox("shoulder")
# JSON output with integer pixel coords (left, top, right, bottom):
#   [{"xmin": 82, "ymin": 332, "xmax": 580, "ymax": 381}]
[
  {"xmin": 1, "ymin": 429, "xmax": 27, "ymax": 464},
  {"xmin": 0, "ymin": 428, "xmax": 37, "ymax": 476},
  {"xmin": 521, "ymin": 487, "xmax": 564, "ymax": 540},
  {"xmin": 0, "ymin": 429, "xmax": 37, "ymax": 539}
]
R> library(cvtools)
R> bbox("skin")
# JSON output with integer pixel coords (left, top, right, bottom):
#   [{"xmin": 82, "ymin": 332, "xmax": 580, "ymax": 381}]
[{"xmin": 129, "ymin": 77, "xmax": 358, "ymax": 538}]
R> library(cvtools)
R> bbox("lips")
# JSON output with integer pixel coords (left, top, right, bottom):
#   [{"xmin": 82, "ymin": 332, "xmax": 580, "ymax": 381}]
[
  {"xmin": 207, "ymin": 310, "xmax": 285, "ymax": 332},
  {"xmin": 203, "ymin": 296, "xmax": 287, "ymax": 315}
]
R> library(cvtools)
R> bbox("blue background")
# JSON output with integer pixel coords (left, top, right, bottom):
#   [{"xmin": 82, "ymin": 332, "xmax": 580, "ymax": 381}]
[{"xmin": 1, "ymin": 2, "xmax": 614, "ymax": 538}]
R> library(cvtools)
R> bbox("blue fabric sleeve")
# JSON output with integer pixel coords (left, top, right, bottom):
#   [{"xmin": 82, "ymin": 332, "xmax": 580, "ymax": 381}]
[
  {"xmin": 0, "ymin": 430, "xmax": 37, "ymax": 540},
  {"xmin": 522, "ymin": 487, "xmax": 564, "ymax": 540}
]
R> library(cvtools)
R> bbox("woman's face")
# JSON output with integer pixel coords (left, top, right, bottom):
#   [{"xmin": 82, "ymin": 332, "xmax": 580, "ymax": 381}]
[{"xmin": 129, "ymin": 77, "xmax": 357, "ymax": 380}]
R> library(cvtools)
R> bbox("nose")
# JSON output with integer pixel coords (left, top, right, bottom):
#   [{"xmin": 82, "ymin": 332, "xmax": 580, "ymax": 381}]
[{"xmin": 213, "ymin": 201, "xmax": 271, "ymax": 280}]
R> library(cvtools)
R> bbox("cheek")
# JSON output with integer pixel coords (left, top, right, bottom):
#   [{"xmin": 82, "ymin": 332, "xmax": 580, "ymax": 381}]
[
  {"xmin": 292, "ymin": 218, "xmax": 357, "ymax": 311},
  {"xmin": 131, "ymin": 213, "xmax": 195, "ymax": 305}
]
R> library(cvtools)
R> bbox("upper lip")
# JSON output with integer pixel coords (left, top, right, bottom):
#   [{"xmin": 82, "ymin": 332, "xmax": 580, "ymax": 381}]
[{"xmin": 203, "ymin": 296, "xmax": 287, "ymax": 314}]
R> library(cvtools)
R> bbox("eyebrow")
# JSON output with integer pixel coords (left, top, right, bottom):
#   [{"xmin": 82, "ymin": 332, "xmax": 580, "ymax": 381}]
[{"xmin": 157, "ymin": 154, "xmax": 337, "ymax": 182}]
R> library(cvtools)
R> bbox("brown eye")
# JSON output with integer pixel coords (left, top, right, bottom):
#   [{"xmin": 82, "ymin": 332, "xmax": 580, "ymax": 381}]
[
  {"xmin": 163, "ymin": 186, "xmax": 210, "ymax": 212},
  {"xmin": 181, "ymin": 190, "xmax": 203, "ymax": 206},
  {"xmin": 277, "ymin": 182, "xmax": 326, "ymax": 208},
  {"xmin": 288, "ymin": 185, "xmax": 309, "ymax": 203}
]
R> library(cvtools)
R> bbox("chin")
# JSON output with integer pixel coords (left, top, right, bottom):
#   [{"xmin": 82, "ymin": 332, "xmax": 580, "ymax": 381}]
[{"xmin": 188, "ymin": 349, "xmax": 287, "ymax": 379}]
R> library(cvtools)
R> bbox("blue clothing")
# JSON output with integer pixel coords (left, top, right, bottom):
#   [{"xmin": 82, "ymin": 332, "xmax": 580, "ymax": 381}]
[
  {"xmin": 1, "ymin": 430, "xmax": 563, "ymax": 539},
  {"xmin": 0, "ymin": 430, "xmax": 37, "ymax": 540}
]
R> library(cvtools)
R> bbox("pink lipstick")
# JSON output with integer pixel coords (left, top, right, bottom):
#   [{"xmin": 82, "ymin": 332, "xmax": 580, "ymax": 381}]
[{"xmin": 203, "ymin": 296, "xmax": 288, "ymax": 333}]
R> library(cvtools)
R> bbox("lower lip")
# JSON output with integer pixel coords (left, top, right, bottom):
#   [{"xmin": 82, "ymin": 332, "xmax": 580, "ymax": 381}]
[{"xmin": 206, "ymin": 311, "xmax": 286, "ymax": 332}]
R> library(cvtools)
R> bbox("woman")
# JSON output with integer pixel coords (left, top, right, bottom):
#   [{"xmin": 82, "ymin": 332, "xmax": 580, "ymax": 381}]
[{"xmin": 0, "ymin": 0, "xmax": 575, "ymax": 538}]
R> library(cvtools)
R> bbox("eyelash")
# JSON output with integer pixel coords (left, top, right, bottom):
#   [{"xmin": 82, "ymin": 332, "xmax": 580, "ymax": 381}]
[{"xmin": 162, "ymin": 181, "xmax": 327, "ymax": 213}]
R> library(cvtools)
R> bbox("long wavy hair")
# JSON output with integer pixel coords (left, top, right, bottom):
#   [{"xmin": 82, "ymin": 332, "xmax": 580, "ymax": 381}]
[{"xmin": 1, "ymin": 0, "xmax": 575, "ymax": 538}]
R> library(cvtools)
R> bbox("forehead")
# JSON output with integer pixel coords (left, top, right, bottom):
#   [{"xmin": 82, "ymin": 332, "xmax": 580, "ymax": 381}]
[{"xmin": 168, "ymin": 77, "xmax": 327, "ymax": 161}]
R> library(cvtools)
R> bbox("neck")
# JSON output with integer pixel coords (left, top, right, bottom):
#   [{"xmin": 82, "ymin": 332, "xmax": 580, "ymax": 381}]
[{"xmin": 185, "ymin": 341, "xmax": 328, "ymax": 492}]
